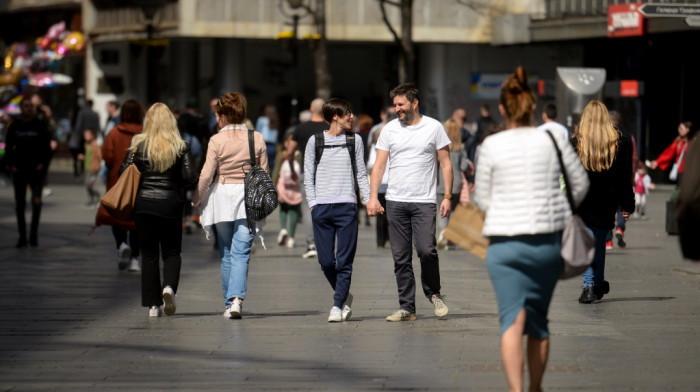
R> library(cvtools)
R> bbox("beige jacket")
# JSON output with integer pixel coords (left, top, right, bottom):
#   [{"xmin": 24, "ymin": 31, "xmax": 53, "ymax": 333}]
[{"xmin": 193, "ymin": 125, "xmax": 269, "ymax": 207}]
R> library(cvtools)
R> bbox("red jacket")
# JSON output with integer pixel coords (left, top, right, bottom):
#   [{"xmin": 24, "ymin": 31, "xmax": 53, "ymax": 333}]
[
  {"xmin": 101, "ymin": 123, "xmax": 143, "ymax": 189},
  {"xmin": 656, "ymin": 137, "xmax": 692, "ymax": 174}
]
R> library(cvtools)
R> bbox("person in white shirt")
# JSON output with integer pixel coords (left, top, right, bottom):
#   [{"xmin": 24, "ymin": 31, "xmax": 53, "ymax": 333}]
[
  {"xmin": 367, "ymin": 83, "xmax": 454, "ymax": 322},
  {"xmin": 536, "ymin": 103, "xmax": 569, "ymax": 140}
]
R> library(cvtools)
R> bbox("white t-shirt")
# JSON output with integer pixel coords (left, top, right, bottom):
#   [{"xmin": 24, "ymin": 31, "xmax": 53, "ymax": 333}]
[
  {"xmin": 536, "ymin": 121, "xmax": 569, "ymax": 140},
  {"xmin": 376, "ymin": 115, "xmax": 451, "ymax": 203}
]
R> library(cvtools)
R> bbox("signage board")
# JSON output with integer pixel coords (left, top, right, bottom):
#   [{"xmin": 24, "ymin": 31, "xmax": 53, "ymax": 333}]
[
  {"xmin": 638, "ymin": 3, "xmax": 700, "ymax": 17},
  {"xmin": 608, "ymin": 3, "xmax": 644, "ymax": 38}
]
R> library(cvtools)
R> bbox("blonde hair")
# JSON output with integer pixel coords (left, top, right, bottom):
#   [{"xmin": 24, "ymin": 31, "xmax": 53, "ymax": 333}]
[
  {"xmin": 443, "ymin": 118, "xmax": 463, "ymax": 151},
  {"xmin": 575, "ymin": 100, "xmax": 619, "ymax": 172},
  {"xmin": 130, "ymin": 103, "xmax": 186, "ymax": 173}
]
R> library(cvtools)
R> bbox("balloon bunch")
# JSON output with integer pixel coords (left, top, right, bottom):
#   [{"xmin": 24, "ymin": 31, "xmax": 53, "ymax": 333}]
[{"xmin": 0, "ymin": 21, "xmax": 80, "ymax": 115}]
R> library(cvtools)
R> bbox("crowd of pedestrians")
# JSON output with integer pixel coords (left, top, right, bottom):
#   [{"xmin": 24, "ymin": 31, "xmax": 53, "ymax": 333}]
[{"xmin": 5, "ymin": 65, "xmax": 699, "ymax": 391}]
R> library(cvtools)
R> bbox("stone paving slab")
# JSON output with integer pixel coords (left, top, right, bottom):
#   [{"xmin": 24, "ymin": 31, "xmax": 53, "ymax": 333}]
[{"xmin": 0, "ymin": 170, "xmax": 699, "ymax": 391}]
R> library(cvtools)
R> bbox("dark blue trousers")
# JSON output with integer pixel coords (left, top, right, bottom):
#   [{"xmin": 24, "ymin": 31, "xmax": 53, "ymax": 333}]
[{"xmin": 311, "ymin": 203, "xmax": 358, "ymax": 308}]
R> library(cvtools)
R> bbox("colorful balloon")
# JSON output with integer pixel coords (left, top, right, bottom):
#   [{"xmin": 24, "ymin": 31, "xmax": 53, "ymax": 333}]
[{"xmin": 63, "ymin": 32, "xmax": 84, "ymax": 51}]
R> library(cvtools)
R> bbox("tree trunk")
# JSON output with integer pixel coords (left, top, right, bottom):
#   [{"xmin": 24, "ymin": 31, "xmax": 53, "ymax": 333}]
[
  {"xmin": 400, "ymin": 0, "xmax": 414, "ymax": 84},
  {"xmin": 313, "ymin": 0, "xmax": 332, "ymax": 100}
]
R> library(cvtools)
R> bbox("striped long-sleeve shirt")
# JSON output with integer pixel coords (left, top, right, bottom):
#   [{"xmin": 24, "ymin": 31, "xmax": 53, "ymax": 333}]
[{"xmin": 304, "ymin": 132, "xmax": 371, "ymax": 208}]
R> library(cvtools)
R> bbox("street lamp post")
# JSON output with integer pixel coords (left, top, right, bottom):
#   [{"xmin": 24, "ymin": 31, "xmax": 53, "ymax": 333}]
[
  {"xmin": 136, "ymin": 0, "xmax": 165, "ymax": 105},
  {"xmin": 278, "ymin": 0, "xmax": 310, "ymax": 127}
]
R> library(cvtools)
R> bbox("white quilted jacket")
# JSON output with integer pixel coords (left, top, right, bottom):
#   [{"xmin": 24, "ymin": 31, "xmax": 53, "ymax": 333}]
[{"xmin": 473, "ymin": 127, "xmax": 589, "ymax": 237}]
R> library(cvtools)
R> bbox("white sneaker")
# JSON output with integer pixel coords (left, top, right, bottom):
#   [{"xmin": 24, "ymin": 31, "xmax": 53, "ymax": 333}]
[
  {"xmin": 148, "ymin": 306, "xmax": 162, "ymax": 318},
  {"xmin": 286, "ymin": 237, "xmax": 295, "ymax": 248},
  {"xmin": 230, "ymin": 298, "xmax": 242, "ymax": 319},
  {"xmin": 162, "ymin": 286, "xmax": 176, "ymax": 316},
  {"xmin": 302, "ymin": 245, "xmax": 317, "ymax": 259},
  {"xmin": 128, "ymin": 257, "xmax": 141, "ymax": 273},
  {"xmin": 277, "ymin": 229, "xmax": 288, "ymax": 245},
  {"xmin": 223, "ymin": 307, "xmax": 232, "ymax": 318},
  {"xmin": 117, "ymin": 242, "xmax": 131, "ymax": 270},
  {"xmin": 342, "ymin": 293, "xmax": 353, "ymax": 321},
  {"xmin": 431, "ymin": 294, "xmax": 449, "ymax": 318},
  {"xmin": 328, "ymin": 306, "xmax": 342, "ymax": 322}
]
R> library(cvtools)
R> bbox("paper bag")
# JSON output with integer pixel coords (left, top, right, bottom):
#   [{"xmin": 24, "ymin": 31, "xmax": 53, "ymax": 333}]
[{"xmin": 443, "ymin": 203, "xmax": 489, "ymax": 260}]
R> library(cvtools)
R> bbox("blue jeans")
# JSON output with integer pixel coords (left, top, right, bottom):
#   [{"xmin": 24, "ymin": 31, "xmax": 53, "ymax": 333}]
[
  {"xmin": 311, "ymin": 203, "xmax": 358, "ymax": 308},
  {"xmin": 583, "ymin": 226, "xmax": 608, "ymax": 287},
  {"xmin": 215, "ymin": 220, "xmax": 254, "ymax": 306}
]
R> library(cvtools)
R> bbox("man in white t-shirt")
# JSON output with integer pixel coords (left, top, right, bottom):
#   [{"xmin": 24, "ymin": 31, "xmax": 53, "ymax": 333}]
[
  {"xmin": 367, "ymin": 83, "xmax": 454, "ymax": 322},
  {"xmin": 536, "ymin": 103, "xmax": 569, "ymax": 140}
]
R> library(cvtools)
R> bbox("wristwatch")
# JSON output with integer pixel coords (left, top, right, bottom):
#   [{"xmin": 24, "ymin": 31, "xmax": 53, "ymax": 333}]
[{"xmin": 444, "ymin": 194, "xmax": 452, "ymax": 200}]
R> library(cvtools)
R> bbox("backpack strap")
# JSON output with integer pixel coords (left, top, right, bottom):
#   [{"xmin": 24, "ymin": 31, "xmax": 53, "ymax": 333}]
[
  {"xmin": 248, "ymin": 129, "xmax": 256, "ymax": 168},
  {"xmin": 313, "ymin": 131, "xmax": 325, "ymax": 185},
  {"xmin": 346, "ymin": 133, "xmax": 361, "ymax": 201}
]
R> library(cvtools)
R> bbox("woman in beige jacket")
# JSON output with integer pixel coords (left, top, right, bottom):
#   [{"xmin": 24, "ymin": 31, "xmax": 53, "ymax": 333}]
[{"xmin": 192, "ymin": 92, "xmax": 268, "ymax": 320}]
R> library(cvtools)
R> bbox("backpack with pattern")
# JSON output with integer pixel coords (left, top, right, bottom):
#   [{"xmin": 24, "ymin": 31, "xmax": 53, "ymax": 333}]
[{"xmin": 244, "ymin": 129, "xmax": 278, "ymax": 232}]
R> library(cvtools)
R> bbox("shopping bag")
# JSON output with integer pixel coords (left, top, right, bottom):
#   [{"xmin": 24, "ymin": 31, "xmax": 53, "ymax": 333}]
[
  {"xmin": 101, "ymin": 163, "xmax": 141, "ymax": 222},
  {"xmin": 443, "ymin": 203, "xmax": 489, "ymax": 260}
]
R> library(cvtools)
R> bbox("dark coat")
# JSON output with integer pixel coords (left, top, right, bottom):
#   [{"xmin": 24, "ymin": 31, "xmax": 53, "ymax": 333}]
[
  {"xmin": 119, "ymin": 145, "xmax": 197, "ymax": 203},
  {"xmin": 571, "ymin": 132, "xmax": 635, "ymax": 230}
]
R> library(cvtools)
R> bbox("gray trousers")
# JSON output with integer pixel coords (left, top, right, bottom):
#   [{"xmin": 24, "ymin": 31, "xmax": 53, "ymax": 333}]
[{"xmin": 386, "ymin": 200, "xmax": 442, "ymax": 313}]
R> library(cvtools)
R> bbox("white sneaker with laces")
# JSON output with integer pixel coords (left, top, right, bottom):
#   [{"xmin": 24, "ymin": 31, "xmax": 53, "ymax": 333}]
[
  {"xmin": 302, "ymin": 245, "xmax": 317, "ymax": 259},
  {"xmin": 342, "ymin": 293, "xmax": 353, "ymax": 321},
  {"xmin": 277, "ymin": 229, "xmax": 288, "ymax": 245},
  {"xmin": 223, "ymin": 306, "xmax": 232, "ymax": 318},
  {"xmin": 431, "ymin": 294, "xmax": 448, "ymax": 317},
  {"xmin": 230, "ymin": 298, "xmax": 242, "ymax": 319},
  {"xmin": 162, "ymin": 286, "xmax": 176, "ymax": 316},
  {"xmin": 117, "ymin": 242, "xmax": 131, "ymax": 270},
  {"xmin": 286, "ymin": 237, "xmax": 295, "ymax": 248},
  {"xmin": 128, "ymin": 257, "xmax": 141, "ymax": 273},
  {"xmin": 148, "ymin": 306, "xmax": 162, "ymax": 318},
  {"xmin": 328, "ymin": 306, "xmax": 342, "ymax": 322}
]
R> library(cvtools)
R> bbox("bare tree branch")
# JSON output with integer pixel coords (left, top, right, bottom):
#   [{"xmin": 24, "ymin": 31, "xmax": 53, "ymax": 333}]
[{"xmin": 379, "ymin": 0, "xmax": 401, "ymax": 44}]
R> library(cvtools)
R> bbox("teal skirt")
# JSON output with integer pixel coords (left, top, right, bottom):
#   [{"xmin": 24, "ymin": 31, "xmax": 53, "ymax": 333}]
[{"xmin": 487, "ymin": 232, "xmax": 563, "ymax": 339}]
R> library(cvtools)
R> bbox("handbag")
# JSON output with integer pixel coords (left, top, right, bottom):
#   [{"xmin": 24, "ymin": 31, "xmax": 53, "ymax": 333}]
[
  {"xmin": 101, "ymin": 152, "xmax": 141, "ymax": 222},
  {"xmin": 545, "ymin": 130, "xmax": 595, "ymax": 279},
  {"xmin": 244, "ymin": 129, "xmax": 278, "ymax": 233},
  {"xmin": 443, "ymin": 203, "xmax": 489, "ymax": 260}
]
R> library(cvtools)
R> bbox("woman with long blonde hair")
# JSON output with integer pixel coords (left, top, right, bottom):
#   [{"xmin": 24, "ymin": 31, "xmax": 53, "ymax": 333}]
[
  {"xmin": 473, "ymin": 66, "xmax": 589, "ymax": 392},
  {"xmin": 572, "ymin": 100, "xmax": 634, "ymax": 304},
  {"xmin": 119, "ymin": 103, "xmax": 197, "ymax": 318},
  {"xmin": 436, "ymin": 118, "xmax": 468, "ymax": 249}
]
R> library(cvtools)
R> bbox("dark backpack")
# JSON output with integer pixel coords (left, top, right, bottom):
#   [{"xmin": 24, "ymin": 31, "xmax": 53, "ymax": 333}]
[
  {"xmin": 313, "ymin": 131, "xmax": 360, "ymax": 201},
  {"xmin": 244, "ymin": 129, "xmax": 278, "ymax": 233}
]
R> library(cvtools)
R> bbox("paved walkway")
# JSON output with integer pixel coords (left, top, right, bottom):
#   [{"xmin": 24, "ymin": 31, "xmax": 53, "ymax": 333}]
[{"xmin": 1, "ymin": 163, "xmax": 699, "ymax": 391}]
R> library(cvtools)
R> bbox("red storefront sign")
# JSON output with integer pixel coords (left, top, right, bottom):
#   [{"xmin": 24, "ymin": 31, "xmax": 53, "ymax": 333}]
[
  {"xmin": 608, "ymin": 3, "xmax": 644, "ymax": 38},
  {"xmin": 620, "ymin": 80, "xmax": 639, "ymax": 97}
]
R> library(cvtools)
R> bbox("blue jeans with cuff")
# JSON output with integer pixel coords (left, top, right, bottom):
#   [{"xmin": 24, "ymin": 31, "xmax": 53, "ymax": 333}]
[{"xmin": 215, "ymin": 219, "xmax": 254, "ymax": 307}]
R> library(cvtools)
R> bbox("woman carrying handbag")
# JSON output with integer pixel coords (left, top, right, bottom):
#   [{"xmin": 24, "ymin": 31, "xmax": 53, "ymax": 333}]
[
  {"xmin": 119, "ymin": 103, "xmax": 196, "ymax": 318},
  {"xmin": 473, "ymin": 67, "xmax": 589, "ymax": 392}
]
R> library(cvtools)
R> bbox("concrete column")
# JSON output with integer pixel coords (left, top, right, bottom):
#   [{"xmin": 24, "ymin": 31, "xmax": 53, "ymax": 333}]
[{"xmin": 419, "ymin": 43, "xmax": 447, "ymax": 121}]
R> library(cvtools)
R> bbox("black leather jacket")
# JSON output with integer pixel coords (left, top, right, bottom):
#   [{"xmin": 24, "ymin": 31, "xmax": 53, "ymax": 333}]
[{"xmin": 119, "ymin": 145, "xmax": 197, "ymax": 202}]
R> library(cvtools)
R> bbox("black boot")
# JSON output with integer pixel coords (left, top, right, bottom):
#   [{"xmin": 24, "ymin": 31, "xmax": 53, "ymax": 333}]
[
  {"xmin": 578, "ymin": 287, "xmax": 596, "ymax": 304},
  {"xmin": 16, "ymin": 206, "xmax": 27, "ymax": 248},
  {"xmin": 593, "ymin": 280, "xmax": 610, "ymax": 300},
  {"xmin": 29, "ymin": 202, "xmax": 41, "ymax": 247}
]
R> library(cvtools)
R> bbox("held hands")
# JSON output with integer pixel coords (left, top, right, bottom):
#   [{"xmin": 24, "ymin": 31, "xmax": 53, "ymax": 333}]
[
  {"xmin": 439, "ymin": 198, "xmax": 452, "ymax": 218},
  {"xmin": 367, "ymin": 197, "xmax": 384, "ymax": 216}
]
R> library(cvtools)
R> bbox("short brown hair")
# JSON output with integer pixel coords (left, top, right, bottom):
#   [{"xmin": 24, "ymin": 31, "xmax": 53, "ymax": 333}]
[
  {"xmin": 322, "ymin": 98, "xmax": 353, "ymax": 123},
  {"xmin": 390, "ymin": 83, "xmax": 420, "ymax": 104},
  {"xmin": 216, "ymin": 92, "xmax": 247, "ymax": 125},
  {"xmin": 119, "ymin": 99, "xmax": 145, "ymax": 125}
]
